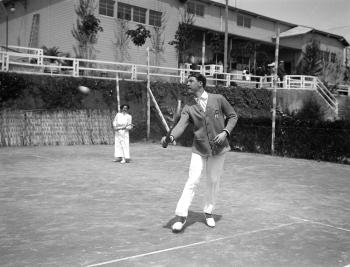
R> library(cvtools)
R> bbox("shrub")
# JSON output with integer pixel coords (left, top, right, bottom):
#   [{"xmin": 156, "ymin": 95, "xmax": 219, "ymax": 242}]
[
  {"xmin": 295, "ymin": 97, "xmax": 324, "ymax": 121},
  {"xmin": 275, "ymin": 117, "xmax": 350, "ymax": 162},
  {"xmin": 1, "ymin": 72, "xmax": 349, "ymax": 163}
]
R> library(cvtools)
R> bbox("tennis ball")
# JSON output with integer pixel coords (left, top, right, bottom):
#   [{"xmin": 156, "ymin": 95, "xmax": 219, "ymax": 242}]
[{"xmin": 78, "ymin": 85, "xmax": 90, "ymax": 94}]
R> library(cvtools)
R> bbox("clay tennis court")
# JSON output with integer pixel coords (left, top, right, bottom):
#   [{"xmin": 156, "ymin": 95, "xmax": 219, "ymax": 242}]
[{"xmin": 0, "ymin": 143, "xmax": 349, "ymax": 267}]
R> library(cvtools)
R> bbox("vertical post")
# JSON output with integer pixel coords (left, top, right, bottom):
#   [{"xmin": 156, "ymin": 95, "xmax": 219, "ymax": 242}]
[
  {"xmin": 131, "ymin": 65, "xmax": 137, "ymax": 80},
  {"xmin": 116, "ymin": 73, "xmax": 120, "ymax": 113},
  {"xmin": 202, "ymin": 32, "xmax": 205, "ymax": 73},
  {"xmin": 271, "ymin": 24, "xmax": 280, "ymax": 155},
  {"xmin": 224, "ymin": 0, "xmax": 228, "ymax": 73},
  {"xmin": 301, "ymin": 75, "xmax": 305, "ymax": 88},
  {"xmin": 38, "ymin": 49, "xmax": 43, "ymax": 66},
  {"xmin": 229, "ymin": 38, "xmax": 232, "ymax": 71},
  {"xmin": 73, "ymin": 59, "xmax": 79, "ymax": 77},
  {"xmin": 1, "ymin": 53, "xmax": 3, "ymax": 71},
  {"xmin": 180, "ymin": 69, "xmax": 186, "ymax": 83},
  {"xmin": 253, "ymin": 43, "xmax": 257, "ymax": 75},
  {"xmin": 1, "ymin": 53, "xmax": 7, "ymax": 71},
  {"xmin": 226, "ymin": 73, "xmax": 230, "ymax": 87},
  {"xmin": 6, "ymin": 15, "xmax": 8, "ymax": 51},
  {"xmin": 259, "ymin": 76, "xmax": 263, "ymax": 89},
  {"xmin": 146, "ymin": 47, "xmax": 151, "ymax": 140},
  {"xmin": 5, "ymin": 53, "xmax": 9, "ymax": 71}
]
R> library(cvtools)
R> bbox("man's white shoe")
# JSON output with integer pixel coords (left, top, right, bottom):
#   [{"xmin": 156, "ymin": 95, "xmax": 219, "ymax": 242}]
[
  {"xmin": 171, "ymin": 216, "xmax": 187, "ymax": 232},
  {"xmin": 120, "ymin": 159, "xmax": 126, "ymax": 164},
  {"xmin": 205, "ymin": 213, "xmax": 215, "ymax": 228}
]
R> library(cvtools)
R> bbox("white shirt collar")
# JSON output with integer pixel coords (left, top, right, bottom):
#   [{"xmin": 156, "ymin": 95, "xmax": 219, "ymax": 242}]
[{"xmin": 196, "ymin": 91, "xmax": 208, "ymax": 101}]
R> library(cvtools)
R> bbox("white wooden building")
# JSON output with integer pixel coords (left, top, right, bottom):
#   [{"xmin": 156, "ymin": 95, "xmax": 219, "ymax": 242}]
[{"xmin": 0, "ymin": 0, "xmax": 348, "ymax": 74}]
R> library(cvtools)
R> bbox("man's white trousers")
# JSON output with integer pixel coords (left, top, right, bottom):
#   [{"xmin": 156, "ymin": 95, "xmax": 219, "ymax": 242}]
[{"xmin": 175, "ymin": 152, "xmax": 226, "ymax": 217}]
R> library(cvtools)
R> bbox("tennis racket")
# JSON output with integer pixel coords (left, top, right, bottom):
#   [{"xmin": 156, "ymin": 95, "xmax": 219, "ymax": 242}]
[{"xmin": 163, "ymin": 100, "xmax": 182, "ymax": 148}]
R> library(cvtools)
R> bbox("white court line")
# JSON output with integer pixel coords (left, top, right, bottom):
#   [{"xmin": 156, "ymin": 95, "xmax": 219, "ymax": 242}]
[
  {"xmin": 255, "ymin": 208, "xmax": 350, "ymax": 232},
  {"xmin": 6, "ymin": 153, "xmax": 57, "ymax": 162},
  {"xmin": 85, "ymin": 222, "xmax": 301, "ymax": 267},
  {"xmin": 27, "ymin": 154, "xmax": 58, "ymax": 161}
]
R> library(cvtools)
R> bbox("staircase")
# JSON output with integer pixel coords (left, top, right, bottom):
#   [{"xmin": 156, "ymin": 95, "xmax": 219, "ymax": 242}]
[
  {"xmin": 315, "ymin": 78, "xmax": 338, "ymax": 117},
  {"xmin": 28, "ymin": 14, "xmax": 40, "ymax": 48}
]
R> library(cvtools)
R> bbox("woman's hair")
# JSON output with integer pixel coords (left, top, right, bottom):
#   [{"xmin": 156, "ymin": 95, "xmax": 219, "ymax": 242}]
[{"xmin": 120, "ymin": 104, "xmax": 130, "ymax": 110}]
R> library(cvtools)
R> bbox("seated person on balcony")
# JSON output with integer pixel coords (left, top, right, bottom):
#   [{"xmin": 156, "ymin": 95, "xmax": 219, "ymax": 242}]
[
  {"xmin": 242, "ymin": 68, "xmax": 250, "ymax": 81},
  {"xmin": 267, "ymin": 62, "xmax": 276, "ymax": 83},
  {"xmin": 217, "ymin": 60, "xmax": 223, "ymax": 73},
  {"xmin": 255, "ymin": 66, "xmax": 265, "ymax": 88},
  {"xmin": 277, "ymin": 61, "xmax": 286, "ymax": 87},
  {"xmin": 188, "ymin": 55, "xmax": 199, "ymax": 73}
]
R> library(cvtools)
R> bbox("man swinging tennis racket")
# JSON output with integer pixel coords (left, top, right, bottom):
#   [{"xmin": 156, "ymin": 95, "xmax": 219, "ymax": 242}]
[{"xmin": 161, "ymin": 73, "xmax": 238, "ymax": 233}]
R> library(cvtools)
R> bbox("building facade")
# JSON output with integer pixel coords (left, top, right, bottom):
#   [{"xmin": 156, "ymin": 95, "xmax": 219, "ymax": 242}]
[{"xmin": 0, "ymin": 0, "xmax": 348, "ymax": 77}]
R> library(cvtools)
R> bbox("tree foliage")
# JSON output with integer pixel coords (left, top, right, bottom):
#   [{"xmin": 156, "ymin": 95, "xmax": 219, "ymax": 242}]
[
  {"xmin": 343, "ymin": 66, "xmax": 350, "ymax": 83},
  {"xmin": 71, "ymin": 0, "xmax": 103, "ymax": 59},
  {"xmin": 320, "ymin": 56, "xmax": 345, "ymax": 86},
  {"xmin": 298, "ymin": 39, "xmax": 323, "ymax": 76},
  {"xmin": 168, "ymin": 9, "xmax": 195, "ymax": 64},
  {"xmin": 113, "ymin": 19, "xmax": 131, "ymax": 62},
  {"xmin": 150, "ymin": 11, "xmax": 167, "ymax": 66},
  {"xmin": 42, "ymin": 46, "xmax": 62, "ymax": 57},
  {"xmin": 41, "ymin": 46, "xmax": 63, "ymax": 63},
  {"xmin": 208, "ymin": 32, "xmax": 224, "ymax": 64},
  {"xmin": 126, "ymin": 24, "xmax": 151, "ymax": 47}
]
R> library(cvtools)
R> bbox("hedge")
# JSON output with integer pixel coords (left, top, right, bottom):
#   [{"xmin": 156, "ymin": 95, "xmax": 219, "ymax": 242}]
[{"xmin": 0, "ymin": 72, "xmax": 349, "ymax": 164}]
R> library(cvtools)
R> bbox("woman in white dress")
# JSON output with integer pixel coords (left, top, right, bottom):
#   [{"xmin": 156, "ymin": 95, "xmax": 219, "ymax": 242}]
[{"xmin": 112, "ymin": 104, "xmax": 133, "ymax": 163}]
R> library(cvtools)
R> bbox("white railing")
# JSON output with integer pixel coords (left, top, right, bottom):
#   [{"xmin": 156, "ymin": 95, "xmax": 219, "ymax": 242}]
[
  {"xmin": 315, "ymin": 78, "xmax": 338, "ymax": 114},
  {"xmin": 0, "ymin": 46, "xmax": 332, "ymax": 93},
  {"xmin": 0, "ymin": 45, "xmax": 44, "ymax": 67},
  {"xmin": 0, "ymin": 49, "xmax": 327, "ymax": 91},
  {"xmin": 0, "ymin": 50, "xmax": 186, "ymax": 82},
  {"xmin": 183, "ymin": 63, "xmax": 223, "ymax": 76},
  {"xmin": 284, "ymin": 75, "xmax": 317, "ymax": 89},
  {"xmin": 0, "ymin": 45, "xmax": 43, "ymax": 55},
  {"xmin": 0, "ymin": 46, "xmax": 316, "ymax": 88},
  {"xmin": 336, "ymin": 85, "xmax": 350, "ymax": 96}
]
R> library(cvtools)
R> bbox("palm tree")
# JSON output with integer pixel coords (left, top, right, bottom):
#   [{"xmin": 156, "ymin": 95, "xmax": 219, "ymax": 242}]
[{"xmin": 41, "ymin": 46, "xmax": 63, "ymax": 63}]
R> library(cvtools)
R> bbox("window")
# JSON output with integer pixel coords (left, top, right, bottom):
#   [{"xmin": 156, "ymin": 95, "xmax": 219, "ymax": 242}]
[
  {"xmin": 99, "ymin": 0, "xmax": 114, "ymax": 17},
  {"xmin": 117, "ymin": 2, "xmax": 132, "ymax": 20},
  {"xmin": 237, "ymin": 14, "xmax": 251, "ymax": 28},
  {"xmin": 237, "ymin": 14, "xmax": 243, "ymax": 26},
  {"xmin": 187, "ymin": 1, "xmax": 205, "ymax": 17},
  {"xmin": 321, "ymin": 51, "xmax": 330, "ymax": 62},
  {"xmin": 149, "ymin": 10, "xmax": 162, "ymax": 27},
  {"xmin": 331, "ymin": 52, "xmax": 336, "ymax": 63},
  {"xmin": 244, "ymin": 17, "xmax": 251, "ymax": 28},
  {"xmin": 133, "ymin": 6, "xmax": 146, "ymax": 24},
  {"xmin": 187, "ymin": 2, "xmax": 195, "ymax": 14}
]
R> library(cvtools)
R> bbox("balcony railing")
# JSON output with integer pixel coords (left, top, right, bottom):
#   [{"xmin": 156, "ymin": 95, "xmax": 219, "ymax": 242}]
[
  {"xmin": 0, "ymin": 45, "xmax": 317, "ymax": 88},
  {"xmin": 0, "ymin": 45, "xmax": 323, "ymax": 90}
]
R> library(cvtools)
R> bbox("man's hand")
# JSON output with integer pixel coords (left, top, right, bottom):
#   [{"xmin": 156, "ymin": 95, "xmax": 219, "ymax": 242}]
[
  {"xmin": 213, "ymin": 131, "xmax": 228, "ymax": 146},
  {"xmin": 161, "ymin": 135, "xmax": 174, "ymax": 148},
  {"xmin": 161, "ymin": 136, "xmax": 169, "ymax": 148}
]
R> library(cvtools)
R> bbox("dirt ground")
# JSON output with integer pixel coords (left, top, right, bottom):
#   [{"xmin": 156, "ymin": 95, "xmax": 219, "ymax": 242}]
[{"xmin": 0, "ymin": 143, "xmax": 349, "ymax": 267}]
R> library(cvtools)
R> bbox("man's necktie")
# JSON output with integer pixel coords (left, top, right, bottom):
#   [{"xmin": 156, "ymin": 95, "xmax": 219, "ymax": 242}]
[{"xmin": 196, "ymin": 97, "xmax": 207, "ymax": 111}]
